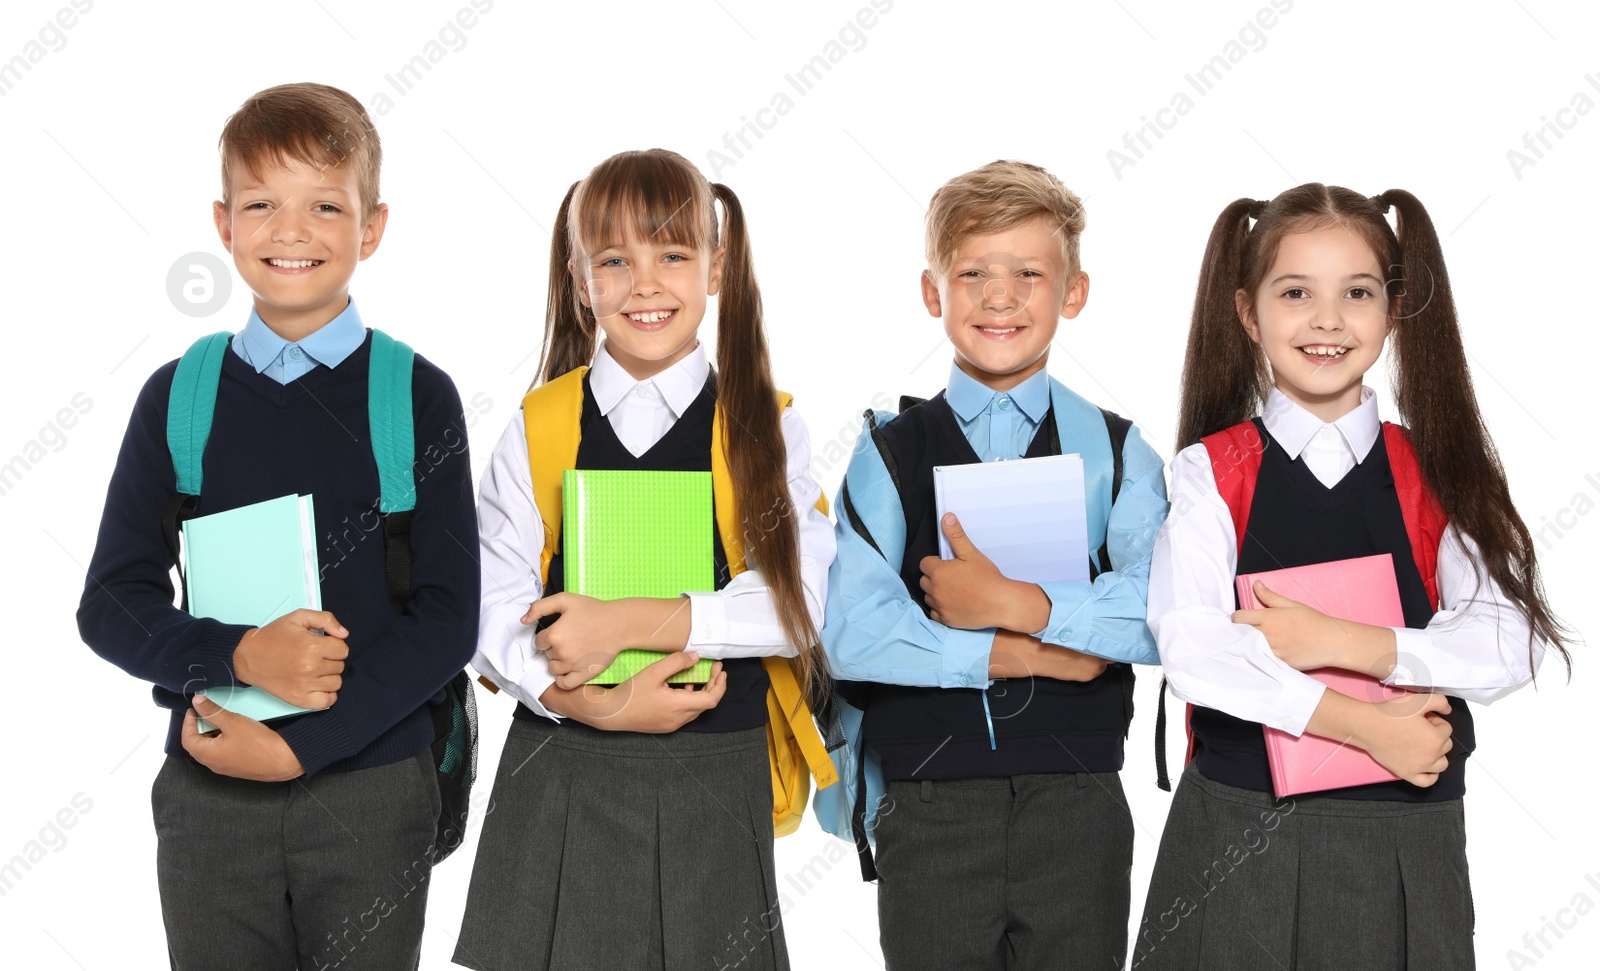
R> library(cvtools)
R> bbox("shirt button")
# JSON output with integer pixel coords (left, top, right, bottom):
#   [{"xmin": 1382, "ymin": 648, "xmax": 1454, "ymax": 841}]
[
  {"xmin": 1318, "ymin": 426, "xmax": 1334, "ymax": 440},
  {"xmin": 1281, "ymin": 719, "xmax": 1294, "ymax": 730},
  {"xmin": 959, "ymin": 675, "xmax": 971, "ymax": 686},
  {"xmin": 289, "ymin": 346, "xmax": 303, "ymax": 359},
  {"xmin": 997, "ymin": 396, "xmax": 1012, "ymax": 411}
]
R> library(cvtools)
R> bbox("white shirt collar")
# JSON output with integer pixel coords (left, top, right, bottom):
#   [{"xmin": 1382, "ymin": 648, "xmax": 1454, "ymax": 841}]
[
  {"xmin": 588, "ymin": 341, "xmax": 710, "ymax": 418},
  {"xmin": 1261, "ymin": 385, "xmax": 1381, "ymax": 463}
]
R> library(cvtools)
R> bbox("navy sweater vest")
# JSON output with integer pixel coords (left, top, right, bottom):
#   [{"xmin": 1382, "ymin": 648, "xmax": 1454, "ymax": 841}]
[
  {"xmin": 77, "ymin": 332, "xmax": 479, "ymax": 777},
  {"xmin": 511, "ymin": 372, "xmax": 770, "ymax": 733},
  {"xmin": 1190, "ymin": 418, "xmax": 1475, "ymax": 801},
  {"xmin": 861, "ymin": 393, "xmax": 1130, "ymax": 780}
]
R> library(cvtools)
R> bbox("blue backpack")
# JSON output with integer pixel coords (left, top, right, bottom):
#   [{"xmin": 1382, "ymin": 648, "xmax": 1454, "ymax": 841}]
[{"xmin": 162, "ymin": 329, "xmax": 478, "ymax": 862}]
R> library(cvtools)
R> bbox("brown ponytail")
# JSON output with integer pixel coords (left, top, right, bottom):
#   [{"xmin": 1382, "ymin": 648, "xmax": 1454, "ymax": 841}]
[
  {"xmin": 1175, "ymin": 198, "xmax": 1268, "ymax": 451},
  {"xmin": 708, "ymin": 181, "xmax": 828, "ymax": 704},
  {"xmin": 1178, "ymin": 183, "xmax": 1571, "ymax": 676},
  {"xmin": 1377, "ymin": 188, "xmax": 1571, "ymax": 675},
  {"xmin": 534, "ymin": 181, "xmax": 597, "ymax": 389},
  {"xmin": 529, "ymin": 150, "xmax": 830, "ymax": 704}
]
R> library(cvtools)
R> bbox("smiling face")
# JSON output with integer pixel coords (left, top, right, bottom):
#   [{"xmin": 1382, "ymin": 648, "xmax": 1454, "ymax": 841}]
[
  {"xmin": 1237, "ymin": 225, "xmax": 1391, "ymax": 422},
  {"xmin": 923, "ymin": 217, "xmax": 1088, "ymax": 391},
  {"xmin": 571, "ymin": 230, "xmax": 723, "ymax": 381},
  {"xmin": 213, "ymin": 155, "xmax": 386, "ymax": 341}
]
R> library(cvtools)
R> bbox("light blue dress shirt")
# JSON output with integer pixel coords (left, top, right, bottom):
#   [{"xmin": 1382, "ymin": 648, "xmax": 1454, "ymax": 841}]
[
  {"xmin": 821, "ymin": 368, "xmax": 1169, "ymax": 691},
  {"xmin": 230, "ymin": 298, "xmax": 368, "ymax": 386},
  {"xmin": 944, "ymin": 363, "xmax": 1051, "ymax": 463}
]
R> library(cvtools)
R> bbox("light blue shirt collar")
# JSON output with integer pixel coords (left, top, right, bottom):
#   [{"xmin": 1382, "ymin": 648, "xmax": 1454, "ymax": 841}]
[
  {"xmin": 944, "ymin": 362, "xmax": 1050, "ymax": 423},
  {"xmin": 233, "ymin": 298, "xmax": 368, "ymax": 374}
]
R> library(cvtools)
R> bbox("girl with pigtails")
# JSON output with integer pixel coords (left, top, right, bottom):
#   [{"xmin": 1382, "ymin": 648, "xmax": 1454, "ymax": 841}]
[
  {"xmin": 1135, "ymin": 184, "xmax": 1570, "ymax": 970},
  {"xmin": 456, "ymin": 149, "xmax": 834, "ymax": 971}
]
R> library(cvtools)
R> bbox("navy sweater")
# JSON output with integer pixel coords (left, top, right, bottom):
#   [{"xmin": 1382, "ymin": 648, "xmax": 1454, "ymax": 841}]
[{"xmin": 77, "ymin": 331, "xmax": 479, "ymax": 777}]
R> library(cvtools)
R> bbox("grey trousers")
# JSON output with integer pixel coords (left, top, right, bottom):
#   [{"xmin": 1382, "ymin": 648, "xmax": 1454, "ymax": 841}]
[
  {"xmin": 874, "ymin": 771, "xmax": 1135, "ymax": 971},
  {"xmin": 152, "ymin": 751, "xmax": 440, "ymax": 971}
]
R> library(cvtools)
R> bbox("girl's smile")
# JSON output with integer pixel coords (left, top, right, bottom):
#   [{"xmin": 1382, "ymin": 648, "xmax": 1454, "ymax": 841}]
[{"xmin": 1237, "ymin": 226, "xmax": 1390, "ymax": 423}]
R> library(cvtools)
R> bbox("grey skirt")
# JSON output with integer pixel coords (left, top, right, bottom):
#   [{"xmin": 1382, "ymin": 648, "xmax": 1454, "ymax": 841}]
[
  {"xmin": 1132, "ymin": 763, "xmax": 1473, "ymax": 971},
  {"xmin": 454, "ymin": 718, "xmax": 787, "ymax": 971}
]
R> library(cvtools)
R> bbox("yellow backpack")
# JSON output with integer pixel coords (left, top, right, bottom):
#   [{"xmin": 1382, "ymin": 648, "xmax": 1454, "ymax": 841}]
[{"xmin": 484, "ymin": 366, "xmax": 837, "ymax": 836}]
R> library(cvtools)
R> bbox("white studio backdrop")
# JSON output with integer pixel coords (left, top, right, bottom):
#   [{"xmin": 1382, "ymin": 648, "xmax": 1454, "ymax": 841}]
[{"xmin": 1, "ymin": 1, "xmax": 1595, "ymax": 968}]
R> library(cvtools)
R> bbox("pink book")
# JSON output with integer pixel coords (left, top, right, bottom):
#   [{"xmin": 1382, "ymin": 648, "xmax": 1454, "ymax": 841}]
[{"xmin": 1237, "ymin": 554, "xmax": 1411, "ymax": 798}]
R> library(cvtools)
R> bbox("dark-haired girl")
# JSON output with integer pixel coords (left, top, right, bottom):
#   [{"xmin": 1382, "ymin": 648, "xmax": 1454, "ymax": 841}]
[
  {"xmin": 1134, "ymin": 185, "xmax": 1569, "ymax": 970},
  {"xmin": 456, "ymin": 149, "xmax": 833, "ymax": 971}
]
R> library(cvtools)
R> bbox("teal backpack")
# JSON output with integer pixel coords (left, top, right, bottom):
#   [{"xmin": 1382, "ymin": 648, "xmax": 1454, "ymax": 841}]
[{"xmin": 162, "ymin": 329, "xmax": 478, "ymax": 862}]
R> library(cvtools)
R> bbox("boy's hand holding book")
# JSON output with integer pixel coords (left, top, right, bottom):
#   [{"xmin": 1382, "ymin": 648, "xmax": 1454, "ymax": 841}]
[
  {"xmin": 181, "ymin": 694, "xmax": 305, "ymax": 782},
  {"xmin": 232, "ymin": 609, "xmax": 349, "ymax": 710},
  {"xmin": 920, "ymin": 514, "xmax": 1052, "ymax": 633},
  {"xmin": 923, "ymin": 514, "xmax": 1104, "ymax": 684}
]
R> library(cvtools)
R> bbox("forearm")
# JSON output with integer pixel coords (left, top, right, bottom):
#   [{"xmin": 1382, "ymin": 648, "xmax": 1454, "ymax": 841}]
[{"xmin": 824, "ymin": 524, "xmax": 991, "ymax": 688}]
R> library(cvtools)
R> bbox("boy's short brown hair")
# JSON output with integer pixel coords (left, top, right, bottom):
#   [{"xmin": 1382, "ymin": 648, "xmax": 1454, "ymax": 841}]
[
  {"xmin": 924, "ymin": 160, "xmax": 1086, "ymax": 279},
  {"xmin": 218, "ymin": 82, "xmax": 382, "ymax": 218}
]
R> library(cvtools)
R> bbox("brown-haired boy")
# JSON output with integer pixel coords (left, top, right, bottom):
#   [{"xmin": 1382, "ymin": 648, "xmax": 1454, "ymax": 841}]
[
  {"xmin": 819, "ymin": 160, "xmax": 1170, "ymax": 968},
  {"xmin": 77, "ymin": 83, "xmax": 478, "ymax": 969}
]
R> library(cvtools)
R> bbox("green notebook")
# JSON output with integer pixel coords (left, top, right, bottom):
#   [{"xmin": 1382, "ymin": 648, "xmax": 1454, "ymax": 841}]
[
  {"xmin": 562, "ymin": 469, "xmax": 716, "ymax": 684},
  {"xmin": 182, "ymin": 493, "xmax": 321, "ymax": 731}
]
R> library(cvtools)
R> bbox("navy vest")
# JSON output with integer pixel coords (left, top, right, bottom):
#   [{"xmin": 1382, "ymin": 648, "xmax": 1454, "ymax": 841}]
[
  {"xmin": 856, "ymin": 392, "xmax": 1132, "ymax": 780},
  {"xmin": 512, "ymin": 373, "xmax": 770, "ymax": 733},
  {"xmin": 1189, "ymin": 418, "xmax": 1475, "ymax": 801}
]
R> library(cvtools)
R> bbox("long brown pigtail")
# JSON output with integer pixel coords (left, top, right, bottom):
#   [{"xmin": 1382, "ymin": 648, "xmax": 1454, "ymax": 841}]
[
  {"xmin": 1378, "ymin": 189, "xmax": 1572, "ymax": 675},
  {"xmin": 534, "ymin": 181, "xmax": 597, "ymax": 390},
  {"xmin": 1176, "ymin": 198, "xmax": 1268, "ymax": 451},
  {"xmin": 710, "ymin": 182, "xmax": 830, "ymax": 706}
]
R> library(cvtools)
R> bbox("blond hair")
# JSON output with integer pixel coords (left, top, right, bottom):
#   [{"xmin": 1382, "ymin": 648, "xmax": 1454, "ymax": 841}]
[{"xmin": 924, "ymin": 160, "xmax": 1086, "ymax": 279}]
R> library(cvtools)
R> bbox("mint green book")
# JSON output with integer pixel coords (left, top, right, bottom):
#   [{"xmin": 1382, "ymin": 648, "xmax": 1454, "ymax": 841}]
[
  {"xmin": 562, "ymin": 469, "xmax": 716, "ymax": 684},
  {"xmin": 182, "ymin": 493, "xmax": 321, "ymax": 730}
]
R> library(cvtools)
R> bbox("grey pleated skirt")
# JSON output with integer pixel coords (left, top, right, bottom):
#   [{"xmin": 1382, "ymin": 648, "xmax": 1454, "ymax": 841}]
[
  {"xmin": 454, "ymin": 718, "xmax": 787, "ymax": 971},
  {"xmin": 1132, "ymin": 763, "xmax": 1474, "ymax": 971}
]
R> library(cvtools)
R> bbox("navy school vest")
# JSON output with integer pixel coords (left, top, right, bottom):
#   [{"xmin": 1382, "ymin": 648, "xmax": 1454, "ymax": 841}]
[
  {"xmin": 1189, "ymin": 418, "xmax": 1475, "ymax": 801},
  {"xmin": 511, "ymin": 373, "xmax": 770, "ymax": 733},
  {"xmin": 855, "ymin": 392, "xmax": 1133, "ymax": 780}
]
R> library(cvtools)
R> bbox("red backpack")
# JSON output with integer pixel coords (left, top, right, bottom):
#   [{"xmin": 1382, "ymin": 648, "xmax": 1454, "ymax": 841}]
[{"xmin": 1153, "ymin": 419, "xmax": 1448, "ymax": 789}]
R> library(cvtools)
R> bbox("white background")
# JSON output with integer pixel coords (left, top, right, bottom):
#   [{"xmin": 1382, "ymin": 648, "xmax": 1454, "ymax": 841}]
[{"xmin": 1, "ymin": 1, "xmax": 1595, "ymax": 968}]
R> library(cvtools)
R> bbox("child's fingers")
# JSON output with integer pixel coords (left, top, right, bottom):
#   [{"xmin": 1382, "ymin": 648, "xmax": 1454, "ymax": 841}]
[
  {"xmin": 637, "ymin": 650, "xmax": 702, "ymax": 685},
  {"xmin": 522, "ymin": 594, "xmax": 568, "ymax": 626},
  {"xmin": 294, "ymin": 609, "xmax": 349, "ymax": 638},
  {"xmin": 1231, "ymin": 608, "xmax": 1263, "ymax": 626},
  {"xmin": 940, "ymin": 513, "xmax": 981, "ymax": 559},
  {"xmin": 180, "ymin": 708, "xmax": 205, "ymax": 747},
  {"xmin": 691, "ymin": 663, "xmax": 727, "ymax": 708}
]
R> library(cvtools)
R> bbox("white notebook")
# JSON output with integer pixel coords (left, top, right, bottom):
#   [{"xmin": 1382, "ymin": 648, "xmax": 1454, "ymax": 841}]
[{"xmin": 932, "ymin": 454, "xmax": 1090, "ymax": 584}]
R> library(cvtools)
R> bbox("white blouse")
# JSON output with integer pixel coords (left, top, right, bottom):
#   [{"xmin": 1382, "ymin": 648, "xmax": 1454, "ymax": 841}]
[
  {"xmin": 1149, "ymin": 386, "xmax": 1545, "ymax": 737},
  {"xmin": 472, "ymin": 342, "xmax": 836, "ymax": 719}
]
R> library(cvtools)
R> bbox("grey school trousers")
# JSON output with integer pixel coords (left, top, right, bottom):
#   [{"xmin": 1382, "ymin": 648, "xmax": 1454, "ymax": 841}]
[
  {"xmin": 152, "ymin": 751, "xmax": 439, "ymax": 971},
  {"xmin": 874, "ymin": 771, "xmax": 1135, "ymax": 971}
]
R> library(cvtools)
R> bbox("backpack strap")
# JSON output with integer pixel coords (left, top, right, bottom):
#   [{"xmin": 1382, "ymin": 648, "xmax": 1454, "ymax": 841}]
[
  {"xmin": 1095, "ymin": 407, "xmax": 1137, "ymax": 741},
  {"xmin": 1202, "ymin": 419, "xmax": 1268, "ymax": 558},
  {"xmin": 368, "ymin": 330, "xmax": 417, "ymax": 612},
  {"xmin": 163, "ymin": 332, "xmax": 233, "ymax": 610},
  {"xmin": 521, "ymin": 366, "xmax": 589, "ymax": 588},
  {"xmin": 1381, "ymin": 422, "xmax": 1447, "ymax": 609}
]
